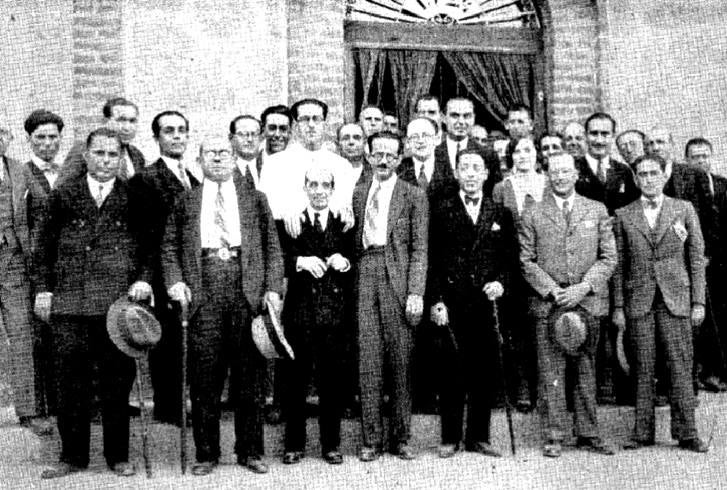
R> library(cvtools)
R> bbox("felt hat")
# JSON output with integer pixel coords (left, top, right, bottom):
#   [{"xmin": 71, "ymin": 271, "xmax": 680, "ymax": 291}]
[
  {"xmin": 107, "ymin": 296, "xmax": 162, "ymax": 358},
  {"xmin": 251, "ymin": 298, "xmax": 294, "ymax": 360},
  {"xmin": 550, "ymin": 306, "xmax": 588, "ymax": 356}
]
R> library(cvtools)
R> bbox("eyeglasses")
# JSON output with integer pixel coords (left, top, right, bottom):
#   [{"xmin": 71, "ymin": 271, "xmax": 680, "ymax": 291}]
[
  {"xmin": 202, "ymin": 149, "xmax": 232, "ymax": 159},
  {"xmin": 306, "ymin": 181, "xmax": 333, "ymax": 190},
  {"xmin": 233, "ymin": 132, "xmax": 260, "ymax": 140},
  {"xmin": 370, "ymin": 152, "xmax": 398, "ymax": 162},
  {"xmin": 407, "ymin": 133, "xmax": 434, "ymax": 141},
  {"xmin": 297, "ymin": 115, "xmax": 324, "ymax": 124},
  {"xmin": 265, "ymin": 124, "xmax": 289, "ymax": 133}
]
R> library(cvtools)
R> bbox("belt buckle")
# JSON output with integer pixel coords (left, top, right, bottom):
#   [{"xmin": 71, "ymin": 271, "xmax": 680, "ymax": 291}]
[{"xmin": 217, "ymin": 247, "xmax": 231, "ymax": 261}]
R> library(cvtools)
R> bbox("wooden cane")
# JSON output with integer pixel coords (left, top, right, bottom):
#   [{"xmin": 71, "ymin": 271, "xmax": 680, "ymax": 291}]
[
  {"xmin": 180, "ymin": 301, "xmax": 189, "ymax": 475},
  {"xmin": 491, "ymin": 298, "xmax": 517, "ymax": 456},
  {"xmin": 135, "ymin": 358, "xmax": 152, "ymax": 478}
]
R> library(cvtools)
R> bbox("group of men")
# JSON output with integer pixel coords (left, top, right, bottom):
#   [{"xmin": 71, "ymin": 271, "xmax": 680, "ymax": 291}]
[{"xmin": 0, "ymin": 91, "xmax": 719, "ymax": 479}]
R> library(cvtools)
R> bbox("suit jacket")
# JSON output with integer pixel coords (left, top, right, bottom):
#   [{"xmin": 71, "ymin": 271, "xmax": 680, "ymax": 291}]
[
  {"xmin": 613, "ymin": 197, "xmax": 705, "ymax": 319},
  {"xmin": 354, "ymin": 161, "xmax": 373, "ymax": 188},
  {"xmin": 429, "ymin": 194, "xmax": 517, "ymax": 310},
  {"xmin": 59, "ymin": 140, "xmax": 145, "ymax": 185},
  {"xmin": 663, "ymin": 162, "xmax": 713, "ymax": 257},
  {"xmin": 352, "ymin": 178, "xmax": 428, "ymax": 310},
  {"xmin": 520, "ymin": 193, "xmax": 616, "ymax": 318},
  {"xmin": 129, "ymin": 158, "xmax": 200, "ymax": 287},
  {"xmin": 427, "ymin": 138, "xmax": 502, "ymax": 198},
  {"xmin": 280, "ymin": 210, "xmax": 354, "ymax": 329},
  {"xmin": 161, "ymin": 174, "xmax": 284, "ymax": 315},
  {"xmin": 35, "ymin": 176, "xmax": 142, "ymax": 316},
  {"xmin": 398, "ymin": 155, "xmax": 458, "ymax": 202},
  {"xmin": 237, "ymin": 153, "xmax": 265, "ymax": 190},
  {"xmin": 1, "ymin": 157, "xmax": 31, "ymax": 258},
  {"xmin": 492, "ymin": 175, "xmax": 549, "ymax": 230},
  {"xmin": 574, "ymin": 156, "xmax": 640, "ymax": 214}
]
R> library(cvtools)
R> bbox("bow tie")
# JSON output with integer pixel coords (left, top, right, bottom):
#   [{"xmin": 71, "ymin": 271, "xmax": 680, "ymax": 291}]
[
  {"xmin": 644, "ymin": 199, "xmax": 659, "ymax": 209},
  {"xmin": 465, "ymin": 196, "xmax": 479, "ymax": 206}
]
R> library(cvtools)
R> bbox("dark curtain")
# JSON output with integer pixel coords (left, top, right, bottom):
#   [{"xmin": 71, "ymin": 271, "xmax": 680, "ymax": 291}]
[
  {"xmin": 441, "ymin": 51, "xmax": 536, "ymax": 129},
  {"xmin": 353, "ymin": 48, "xmax": 387, "ymax": 113},
  {"xmin": 386, "ymin": 50, "xmax": 438, "ymax": 129}
]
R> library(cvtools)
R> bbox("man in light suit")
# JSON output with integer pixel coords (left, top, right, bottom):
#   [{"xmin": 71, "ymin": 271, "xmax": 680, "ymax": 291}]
[
  {"xmin": 34, "ymin": 128, "xmax": 152, "ymax": 479},
  {"xmin": 353, "ymin": 131, "xmax": 428, "ymax": 462},
  {"xmin": 612, "ymin": 154, "xmax": 708, "ymax": 452},
  {"xmin": 520, "ymin": 152, "xmax": 616, "ymax": 458},
  {"xmin": 162, "ymin": 135, "xmax": 284, "ymax": 476}
]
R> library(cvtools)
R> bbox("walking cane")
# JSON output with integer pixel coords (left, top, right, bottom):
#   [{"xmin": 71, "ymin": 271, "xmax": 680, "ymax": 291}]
[
  {"xmin": 490, "ymin": 298, "xmax": 517, "ymax": 456},
  {"xmin": 134, "ymin": 359, "xmax": 152, "ymax": 478},
  {"xmin": 180, "ymin": 301, "xmax": 189, "ymax": 475}
]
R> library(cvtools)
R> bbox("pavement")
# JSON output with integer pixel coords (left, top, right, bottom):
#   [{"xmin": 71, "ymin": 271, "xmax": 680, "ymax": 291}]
[{"xmin": 1, "ymin": 392, "xmax": 727, "ymax": 489}]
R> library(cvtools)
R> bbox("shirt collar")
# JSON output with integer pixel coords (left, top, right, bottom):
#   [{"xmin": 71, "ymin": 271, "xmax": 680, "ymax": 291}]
[
  {"xmin": 585, "ymin": 152, "xmax": 609, "ymax": 167},
  {"xmin": 640, "ymin": 193, "xmax": 664, "ymax": 207},
  {"xmin": 31, "ymin": 154, "xmax": 60, "ymax": 172},
  {"xmin": 306, "ymin": 206, "xmax": 329, "ymax": 228},
  {"xmin": 86, "ymin": 173, "xmax": 116, "ymax": 190},
  {"xmin": 553, "ymin": 192, "xmax": 575, "ymax": 210},
  {"xmin": 372, "ymin": 174, "xmax": 397, "ymax": 189},
  {"xmin": 459, "ymin": 189, "xmax": 483, "ymax": 204}
]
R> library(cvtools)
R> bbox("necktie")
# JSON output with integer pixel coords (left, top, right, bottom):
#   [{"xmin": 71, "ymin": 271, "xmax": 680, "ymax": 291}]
[
  {"xmin": 245, "ymin": 164, "xmax": 255, "ymax": 187},
  {"xmin": 562, "ymin": 200, "xmax": 571, "ymax": 226},
  {"xmin": 455, "ymin": 141, "xmax": 462, "ymax": 166},
  {"xmin": 314, "ymin": 212, "xmax": 323, "ymax": 233},
  {"xmin": 596, "ymin": 158, "xmax": 607, "ymax": 183},
  {"xmin": 214, "ymin": 184, "xmax": 229, "ymax": 248},
  {"xmin": 417, "ymin": 163, "xmax": 428, "ymax": 189},
  {"xmin": 179, "ymin": 162, "xmax": 191, "ymax": 190},
  {"xmin": 363, "ymin": 181, "xmax": 381, "ymax": 249},
  {"xmin": 647, "ymin": 199, "xmax": 658, "ymax": 209},
  {"xmin": 95, "ymin": 184, "xmax": 105, "ymax": 208},
  {"xmin": 119, "ymin": 155, "xmax": 128, "ymax": 180},
  {"xmin": 465, "ymin": 195, "xmax": 479, "ymax": 206}
]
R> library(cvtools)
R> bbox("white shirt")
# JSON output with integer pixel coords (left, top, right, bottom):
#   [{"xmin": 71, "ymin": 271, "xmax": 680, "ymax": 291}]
[
  {"xmin": 306, "ymin": 206, "xmax": 329, "ymax": 231},
  {"xmin": 259, "ymin": 142, "xmax": 354, "ymax": 219},
  {"xmin": 585, "ymin": 153, "xmax": 610, "ymax": 179},
  {"xmin": 664, "ymin": 160, "xmax": 674, "ymax": 182},
  {"xmin": 459, "ymin": 190, "xmax": 483, "ymax": 224},
  {"xmin": 707, "ymin": 172, "xmax": 715, "ymax": 196},
  {"xmin": 446, "ymin": 136, "xmax": 468, "ymax": 172},
  {"xmin": 553, "ymin": 192, "xmax": 576, "ymax": 218},
  {"xmin": 161, "ymin": 155, "xmax": 192, "ymax": 188},
  {"xmin": 364, "ymin": 175, "xmax": 398, "ymax": 247},
  {"xmin": 121, "ymin": 146, "xmax": 135, "ymax": 178},
  {"xmin": 507, "ymin": 172, "xmax": 546, "ymax": 214},
  {"xmin": 413, "ymin": 154, "xmax": 435, "ymax": 183},
  {"xmin": 200, "ymin": 178, "xmax": 242, "ymax": 248},
  {"xmin": 641, "ymin": 194, "xmax": 664, "ymax": 229},
  {"xmin": 31, "ymin": 154, "xmax": 60, "ymax": 189},
  {"xmin": 350, "ymin": 163, "xmax": 364, "ymax": 186},
  {"xmin": 86, "ymin": 174, "xmax": 116, "ymax": 207},
  {"xmin": 236, "ymin": 157, "xmax": 260, "ymax": 188}
]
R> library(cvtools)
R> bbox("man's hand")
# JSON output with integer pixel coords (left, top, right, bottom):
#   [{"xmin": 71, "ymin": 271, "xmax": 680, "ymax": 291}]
[
  {"xmin": 284, "ymin": 211, "xmax": 305, "ymax": 238},
  {"xmin": 326, "ymin": 253, "xmax": 349, "ymax": 272},
  {"xmin": 264, "ymin": 291, "xmax": 283, "ymax": 316},
  {"xmin": 430, "ymin": 302, "xmax": 449, "ymax": 326},
  {"xmin": 338, "ymin": 206, "xmax": 355, "ymax": 232},
  {"xmin": 168, "ymin": 282, "xmax": 191, "ymax": 306},
  {"xmin": 128, "ymin": 281, "xmax": 152, "ymax": 301},
  {"xmin": 405, "ymin": 294, "xmax": 424, "ymax": 326},
  {"xmin": 483, "ymin": 281, "xmax": 504, "ymax": 301},
  {"xmin": 692, "ymin": 304, "xmax": 706, "ymax": 327},
  {"xmin": 34, "ymin": 292, "xmax": 52, "ymax": 322},
  {"xmin": 298, "ymin": 256, "xmax": 328, "ymax": 278},
  {"xmin": 612, "ymin": 307, "xmax": 626, "ymax": 332},
  {"xmin": 554, "ymin": 282, "xmax": 590, "ymax": 309}
]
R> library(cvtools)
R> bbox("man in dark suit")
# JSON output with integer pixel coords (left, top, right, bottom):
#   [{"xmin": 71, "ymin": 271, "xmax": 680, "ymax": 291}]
[
  {"xmin": 684, "ymin": 137, "xmax": 727, "ymax": 392},
  {"xmin": 260, "ymin": 105, "xmax": 292, "ymax": 158},
  {"xmin": 229, "ymin": 114, "xmax": 264, "ymax": 189},
  {"xmin": 613, "ymin": 154, "xmax": 708, "ymax": 453},
  {"xmin": 279, "ymin": 167, "xmax": 354, "ymax": 466},
  {"xmin": 59, "ymin": 98, "xmax": 145, "ymax": 184},
  {"xmin": 338, "ymin": 122, "xmax": 371, "ymax": 187},
  {"xmin": 429, "ymin": 149, "xmax": 518, "ymax": 459},
  {"xmin": 34, "ymin": 128, "xmax": 152, "ymax": 479},
  {"xmin": 353, "ymin": 131, "xmax": 428, "ymax": 462},
  {"xmin": 162, "ymin": 135, "xmax": 284, "ymax": 476},
  {"xmin": 128, "ymin": 110, "xmax": 199, "ymax": 424},
  {"xmin": 520, "ymin": 152, "xmax": 616, "ymax": 458}
]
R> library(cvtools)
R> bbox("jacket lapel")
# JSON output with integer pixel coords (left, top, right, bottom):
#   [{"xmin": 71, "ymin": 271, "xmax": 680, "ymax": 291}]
[
  {"xmin": 628, "ymin": 201, "xmax": 653, "ymax": 244},
  {"xmin": 472, "ymin": 199, "xmax": 493, "ymax": 251},
  {"xmin": 28, "ymin": 161, "xmax": 51, "ymax": 194},
  {"xmin": 568, "ymin": 195, "xmax": 589, "ymax": 231},
  {"xmin": 234, "ymin": 174, "xmax": 253, "ymax": 266},
  {"xmin": 387, "ymin": 180, "xmax": 405, "ymax": 240},
  {"xmin": 653, "ymin": 197, "xmax": 676, "ymax": 246},
  {"xmin": 542, "ymin": 193, "xmax": 564, "ymax": 228},
  {"xmin": 187, "ymin": 186, "xmax": 204, "ymax": 280}
]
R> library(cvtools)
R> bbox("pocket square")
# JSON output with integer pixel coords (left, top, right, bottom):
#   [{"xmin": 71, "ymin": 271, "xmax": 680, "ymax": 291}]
[
  {"xmin": 673, "ymin": 222, "xmax": 688, "ymax": 242},
  {"xmin": 491, "ymin": 222, "xmax": 501, "ymax": 231}
]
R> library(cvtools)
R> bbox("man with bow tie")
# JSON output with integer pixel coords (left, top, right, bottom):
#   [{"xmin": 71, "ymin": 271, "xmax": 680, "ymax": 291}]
[
  {"xmin": 520, "ymin": 152, "xmax": 617, "ymax": 458},
  {"xmin": 59, "ymin": 98, "xmax": 145, "ymax": 185},
  {"xmin": 612, "ymin": 154, "xmax": 708, "ymax": 453},
  {"xmin": 428, "ymin": 149, "xmax": 518, "ymax": 459}
]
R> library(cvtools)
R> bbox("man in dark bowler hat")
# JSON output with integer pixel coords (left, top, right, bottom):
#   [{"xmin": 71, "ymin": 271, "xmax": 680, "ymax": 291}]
[
  {"xmin": 162, "ymin": 135, "xmax": 284, "ymax": 476},
  {"xmin": 353, "ymin": 131, "xmax": 428, "ymax": 462},
  {"xmin": 128, "ymin": 110, "xmax": 199, "ymax": 425},
  {"xmin": 34, "ymin": 127, "xmax": 152, "ymax": 479},
  {"xmin": 279, "ymin": 167, "xmax": 354, "ymax": 466},
  {"xmin": 429, "ymin": 148, "xmax": 518, "ymax": 459},
  {"xmin": 59, "ymin": 97, "xmax": 145, "ymax": 184}
]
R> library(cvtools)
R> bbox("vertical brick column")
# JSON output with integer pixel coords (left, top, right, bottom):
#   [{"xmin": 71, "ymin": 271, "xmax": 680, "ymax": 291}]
[{"xmin": 71, "ymin": 0, "xmax": 123, "ymax": 140}]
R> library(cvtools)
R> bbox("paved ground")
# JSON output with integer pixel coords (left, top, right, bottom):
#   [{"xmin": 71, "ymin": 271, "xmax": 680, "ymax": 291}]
[{"xmin": 1, "ymin": 392, "xmax": 726, "ymax": 489}]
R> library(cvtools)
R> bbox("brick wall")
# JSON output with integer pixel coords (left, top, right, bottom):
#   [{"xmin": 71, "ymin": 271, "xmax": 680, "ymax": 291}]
[{"xmin": 71, "ymin": 0, "xmax": 124, "ymax": 142}]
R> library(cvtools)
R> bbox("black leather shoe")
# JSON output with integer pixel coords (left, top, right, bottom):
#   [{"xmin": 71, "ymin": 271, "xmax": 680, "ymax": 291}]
[
  {"xmin": 191, "ymin": 461, "xmax": 217, "ymax": 476},
  {"xmin": 622, "ymin": 439, "xmax": 655, "ymax": 450},
  {"xmin": 393, "ymin": 443, "xmax": 417, "ymax": 460},
  {"xmin": 323, "ymin": 450, "xmax": 343, "ymax": 465},
  {"xmin": 678, "ymin": 438, "xmax": 709, "ymax": 453},
  {"xmin": 576, "ymin": 437, "xmax": 615, "ymax": 455},
  {"xmin": 41, "ymin": 462, "xmax": 84, "ymax": 479},
  {"xmin": 238, "ymin": 455, "xmax": 269, "ymax": 474},
  {"xmin": 466, "ymin": 441, "xmax": 502, "ymax": 457},
  {"xmin": 358, "ymin": 446, "xmax": 380, "ymax": 462},
  {"xmin": 110, "ymin": 462, "xmax": 136, "ymax": 477},
  {"xmin": 282, "ymin": 451, "xmax": 303, "ymax": 464}
]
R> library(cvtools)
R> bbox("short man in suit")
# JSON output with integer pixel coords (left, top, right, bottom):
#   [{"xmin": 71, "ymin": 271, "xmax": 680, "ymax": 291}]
[
  {"xmin": 162, "ymin": 135, "xmax": 284, "ymax": 476},
  {"xmin": 612, "ymin": 154, "xmax": 708, "ymax": 453},
  {"xmin": 338, "ymin": 122, "xmax": 371, "ymax": 187},
  {"xmin": 34, "ymin": 128, "xmax": 152, "ymax": 478},
  {"xmin": 353, "ymin": 131, "xmax": 428, "ymax": 461},
  {"xmin": 359, "ymin": 105, "xmax": 384, "ymax": 137},
  {"xmin": 429, "ymin": 149, "xmax": 518, "ymax": 459},
  {"xmin": 684, "ymin": 137, "xmax": 727, "ymax": 392},
  {"xmin": 616, "ymin": 129, "xmax": 645, "ymax": 167},
  {"xmin": 520, "ymin": 152, "xmax": 616, "ymax": 458},
  {"xmin": 59, "ymin": 97, "xmax": 145, "ymax": 184},
  {"xmin": 0, "ymin": 117, "xmax": 46, "ymax": 432},
  {"xmin": 128, "ymin": 110, "xmax": 200, "ymax": 424},
  {"xmin": 229, "ymin": 115, "xmax": 264, "ymax": 189},
  {"xmin": 279, "ymin": 167, "xmax": 354, "ymax": 466}
]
